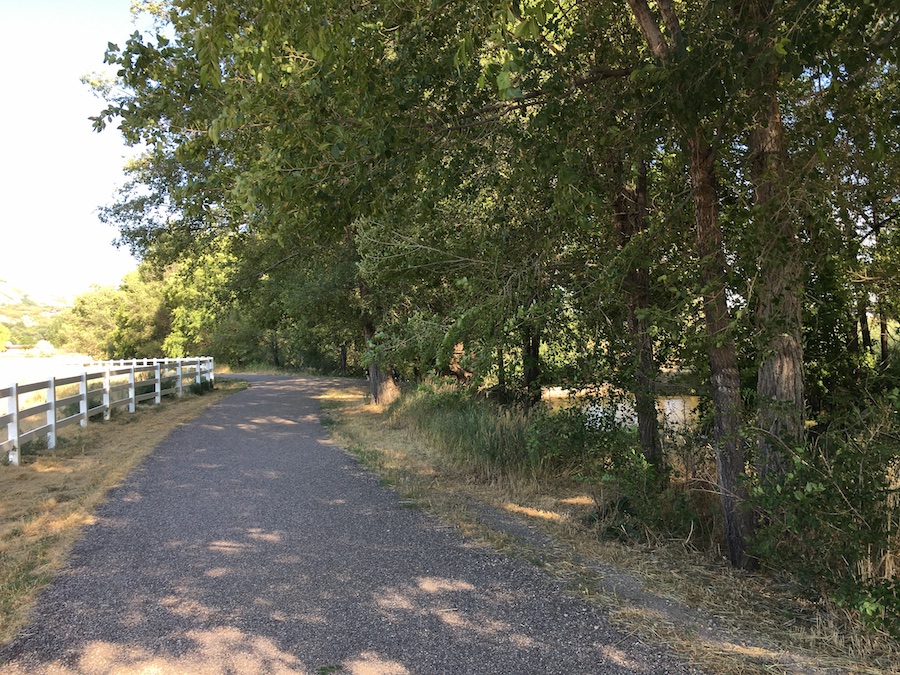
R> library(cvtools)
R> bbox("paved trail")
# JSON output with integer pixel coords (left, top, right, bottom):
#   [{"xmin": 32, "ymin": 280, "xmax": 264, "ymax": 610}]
[{"xmin": 0, "ymin": 375, "xmax": 698, "ymax": 674}]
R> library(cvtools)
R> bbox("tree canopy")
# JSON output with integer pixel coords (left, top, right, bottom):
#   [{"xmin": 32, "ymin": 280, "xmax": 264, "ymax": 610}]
[{"xmin": 87, "ymin": 0, "xmax": 900, "ymax": 602}]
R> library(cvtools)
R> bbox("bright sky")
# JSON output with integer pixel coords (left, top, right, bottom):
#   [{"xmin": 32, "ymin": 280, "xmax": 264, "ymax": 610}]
[{"xmin": 1, "ymin": 0, "xmax": 148, "ymax": 304}]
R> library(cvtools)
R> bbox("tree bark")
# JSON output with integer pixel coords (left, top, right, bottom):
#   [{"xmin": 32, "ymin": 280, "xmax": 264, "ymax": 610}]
[
  {"xmin": 449, "ymin": 343, "xmax": 473, "ymax": 383},
  {"xmin": 363, "ymin": 322, "xmax": 399, "ymax": 405},
  {"xmin": 627, "ymin": 297, "xmax": 664, "ymax": 474},
  {"xmin": 875, "ymin": 213, "xmax": 890, "ymax": 370},
  {"xmin": 690, "ymin": 133, "xmax": 755, "ymax": 569},
  {"xmin": 269, "ymin": 330, "xmax": 281, "ymax": 368},
  {"xmin": 744, "ymin": 4, "xmax": 806, "ymax": 480},
  {"xmin": 613, "ymin": 158, "xmax": 664, "ymax": 475},
  {"xmin": 847, "ymin": 310, "xmax": 860, "ymax": 354},
  {"xmin": 522, "ymin": 324, "xmax": 541, "ymax": 408},
  {"xmin": 859, "ymin": 298, "xmax": 873, "ymax": 350},
  {"xmin": 626, "ymin": 0, "xmax": 754, "ymax": 567}
]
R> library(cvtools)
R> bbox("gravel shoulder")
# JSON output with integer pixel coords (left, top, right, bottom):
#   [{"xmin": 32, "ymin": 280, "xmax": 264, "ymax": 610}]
[{"xmin": 0, "ymin": 375, "xmax": 701, "ymax": 674}]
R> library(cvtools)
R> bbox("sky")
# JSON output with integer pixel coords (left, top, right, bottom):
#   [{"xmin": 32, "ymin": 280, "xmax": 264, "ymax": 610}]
[{"xmin": 1, "ymin": 0, "xmax": 149, "ymax": 304}]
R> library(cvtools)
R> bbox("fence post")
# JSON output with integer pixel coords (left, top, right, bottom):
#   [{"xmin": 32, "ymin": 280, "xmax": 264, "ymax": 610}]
[
  {"xmin": 103, "ymin": 367, "xmax": 111, "ymax": 421},
  {"xmin": 7, "ymin": 383, "xmax": 19, "ymax": 466},
  {"xmin": 128, "ymin": 366, "xmax": 136, "ymax": 414},
  {"xmin": 47, "ymin": 377, "xmax": 57, "ymax": 450},
  {"xmin": 79, "ymin": 372, "xmax": 88, "ymax": 428},
  {"xmin": 208, "ymin": 357, "xmax": 215, "ymax": 388},
  {"xmin": 154, "ymin": 362, "xmax": 162, "ymax": 405},
  {"xmin": 195, "ymin": 357, "xmax": 202, "ymax": 386},
  {"xmin": 176, "ymin": 359, "xmax": 184, "ymax": 397}
]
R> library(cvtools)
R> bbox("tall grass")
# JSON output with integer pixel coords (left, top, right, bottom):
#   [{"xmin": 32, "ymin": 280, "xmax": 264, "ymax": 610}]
[
  {"xmin": 393, "ymin": 381, "xmax": 900, "ymax": 635},
  {"xmin": 391, "ymin": 386, "xmax": 533, "ymax": 480}
]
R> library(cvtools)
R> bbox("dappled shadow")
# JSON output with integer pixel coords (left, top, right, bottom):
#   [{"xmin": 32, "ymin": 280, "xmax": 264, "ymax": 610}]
[{"xmin": 0, "ymin": 375, "xmax": 690, "ymax": 674}]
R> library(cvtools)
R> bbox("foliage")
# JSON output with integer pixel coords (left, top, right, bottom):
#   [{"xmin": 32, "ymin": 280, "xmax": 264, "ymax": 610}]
[
  {"xmin": 48, "ymin": 286, "xmax": 121, "ymax": 357},
  {"xmin": 751, "ymin": 390, "xmax": 900, "ymax": 633},
  {"xmin": 81, "ymin": 0, "xmax": 900, "ymax": 590}
]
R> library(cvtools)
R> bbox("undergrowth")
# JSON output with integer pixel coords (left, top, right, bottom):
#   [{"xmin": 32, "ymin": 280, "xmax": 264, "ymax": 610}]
[{"xmin": 390, "ymin": 381, "xmax": 900, "ymax": 641}]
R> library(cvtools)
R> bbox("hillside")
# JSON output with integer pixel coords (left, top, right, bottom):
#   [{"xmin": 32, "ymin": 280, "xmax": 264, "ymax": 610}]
[
  {"xmin": 0, "ymin": 279, "xmax": 69, "ymax": 309},
  {"xmin": 0, "ymin": 281, "xmax": 66, "ymax": 348}
]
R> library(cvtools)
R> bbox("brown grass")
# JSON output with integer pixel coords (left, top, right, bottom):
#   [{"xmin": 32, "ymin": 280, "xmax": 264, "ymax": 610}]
[
  {"xmin": 0, "ymin": 379, "xmax": 246, "ymax": 645},
  {"xmin": 318, "ymin": 384, "xmax": 900, "ymax": 675}
]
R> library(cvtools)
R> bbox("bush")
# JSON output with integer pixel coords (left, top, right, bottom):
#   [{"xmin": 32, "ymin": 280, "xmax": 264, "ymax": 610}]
[
  {"xmin": 751, "ymin": 390, "xmax": 900, "ymax": 633},
  {"xmin": 189, "ymin": 380, "xmax": 214, "ymax": 396},
  {"xmin": 530, "ymin": 402, "xmax": 696, "ymax": 541}
]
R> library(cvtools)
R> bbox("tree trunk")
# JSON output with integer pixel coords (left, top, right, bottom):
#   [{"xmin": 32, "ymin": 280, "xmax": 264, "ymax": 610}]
[
  {"xmin": 449, "ymin": 343, "xmax": 473, "ymax": 383},
  {"xmin": 613, "ymin": 158, "xmax": 664, "ymax": 475},
  {"xmin": 847, "ymin": 310, "xmax": 860, "ymax": 354},
  {"xmin": 747, "ymin": 39, "xmax": 805, "ymax": 482},
  {"xmin": 875, "ymin": 214, "xmax": 890, "ymax": 370},
  {"xmin": 690, "ymin": 133, "xmax": 755, "ymax": 569},
  {"xmin": 625, "ymin": 0, "xmax": 754, "ymax": 567},
  {"xmin": 522, "ymin": 324, "xmax": 541, "ymax": 408},
  {"xmin": 497, "ymin": 345, "xmax": 506, "ymax": 392},
  {"xmin": 269, "ymin": 330, "xmax": 281, "ymax": 368},
  {"xmin": 859, "ymin": 298, "xmax": 873, "ymax": 350},
  {"xmin": 340, "ymin": 344, "xmax": 348, "ymax": 375},
  {"xmin": 628, "ymin": 300, "xmax": 663, "ymax": 474},
  {"xmin": 363, "ymin": 323, "xmax": 399, "ymax": 405}
]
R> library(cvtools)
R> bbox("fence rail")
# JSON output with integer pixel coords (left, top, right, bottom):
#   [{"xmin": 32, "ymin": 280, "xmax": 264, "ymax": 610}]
[{"xmin": 1, "ymin": 357, "xmax": 215, "ymax": 466}]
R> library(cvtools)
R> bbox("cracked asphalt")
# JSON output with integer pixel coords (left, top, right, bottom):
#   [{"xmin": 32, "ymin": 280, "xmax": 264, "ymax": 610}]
[{"xmin": 0, "ymin": 375, "xmax": 701, "ymax": 674}]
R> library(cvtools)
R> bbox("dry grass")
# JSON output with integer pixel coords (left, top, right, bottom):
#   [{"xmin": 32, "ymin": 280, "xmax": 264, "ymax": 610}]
[
  {"xmin": 0, "ymin": 379, "xmax": 246, "ymax": 646},
  {"xmin": 318, "ymin": 384, "xmax": 900, "ymax": 675}
]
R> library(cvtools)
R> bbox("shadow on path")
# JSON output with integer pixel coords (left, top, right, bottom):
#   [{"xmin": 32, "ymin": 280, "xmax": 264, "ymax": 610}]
[{"xmin": 0, "ymin": 375, "xmax": 697, "ymax": 674}]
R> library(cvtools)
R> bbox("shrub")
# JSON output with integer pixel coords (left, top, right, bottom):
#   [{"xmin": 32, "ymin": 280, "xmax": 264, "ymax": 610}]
[
  {"xmin": 189, "ymin": 380, "xmax": 214, "ymax": 396},
  {"xmin": 751, "ymin": 389, "xmax": 900, "ymax": 633}
]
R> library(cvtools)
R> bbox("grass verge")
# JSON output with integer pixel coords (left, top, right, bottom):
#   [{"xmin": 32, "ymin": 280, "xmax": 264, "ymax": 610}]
[
  {"xmin": 318, "ymin": 384, "xmax": 899, "ymax": 675},
  {"xmin": 0, "ymin": 378, "xmax": 247, "ymax": 646}
]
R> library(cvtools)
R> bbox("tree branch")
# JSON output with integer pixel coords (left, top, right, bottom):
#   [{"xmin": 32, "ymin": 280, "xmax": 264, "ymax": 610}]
[
  {"xmin": 625, "ymin": 0, "xmax": 670, "ymax": 60},
  {"xmin": 656, "ymin": 0, "xmax": 683, "ymax": 48},
  {"xmin": 438, "ymin": 66, "xmax": 633, "ymax": 132}
]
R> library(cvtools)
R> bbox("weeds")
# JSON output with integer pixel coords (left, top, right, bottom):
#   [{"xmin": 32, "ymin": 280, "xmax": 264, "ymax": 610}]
[
  {"xmin": 324, "ymin": 381, "xmax": 900, "ymax": 672},
  {"xmin": 390, "ymin": 385, "xmax": 531, "ymax": 479}
]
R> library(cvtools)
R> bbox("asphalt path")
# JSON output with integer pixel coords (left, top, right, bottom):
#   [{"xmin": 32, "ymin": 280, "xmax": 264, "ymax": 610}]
[{"xmin": 0, "ymin": 375, "xmax": 699, "ymax": 674}]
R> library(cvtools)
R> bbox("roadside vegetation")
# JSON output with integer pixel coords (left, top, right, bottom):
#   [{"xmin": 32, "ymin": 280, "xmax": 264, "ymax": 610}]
[{"xmin": 320, "ymin": 382, "xmax": 899, "ymax": 674}]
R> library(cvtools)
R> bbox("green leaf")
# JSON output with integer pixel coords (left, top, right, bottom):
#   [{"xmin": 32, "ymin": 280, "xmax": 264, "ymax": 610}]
[
  {"xmin": 513, "ymin": 18, "xmax": 536, "ymax": 39},
  {"xmin": 496, "ymin": 69, "xmax": 511, "ymax": 92}
]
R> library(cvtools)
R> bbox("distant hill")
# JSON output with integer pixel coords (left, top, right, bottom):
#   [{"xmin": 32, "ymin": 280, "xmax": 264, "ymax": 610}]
[
  {"xmin": 0, "ymin": 280, "xmax": 68, "ymax": 308},
  {"xmin": 0, "ymin": 280, "xmax": 27, "ymax": 306},
  {"xmin": 0, "ymin": 281, "xmax": 67, "ymax": 348}
]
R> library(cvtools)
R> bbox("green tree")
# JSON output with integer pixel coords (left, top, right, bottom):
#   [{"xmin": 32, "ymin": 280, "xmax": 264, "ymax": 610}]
[
  {"xmin": 49, "ymin": 285, "xmax": 122, "ymax": 358},
  {"xmin": 91, "ymin": 0, "xmax": 900, "ymax": 574}
]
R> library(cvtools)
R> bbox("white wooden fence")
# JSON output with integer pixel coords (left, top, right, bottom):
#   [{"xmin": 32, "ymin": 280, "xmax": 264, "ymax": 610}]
[{"xmin": 0, "ymin": 357, "xmax": 215, "ymax": 466}]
